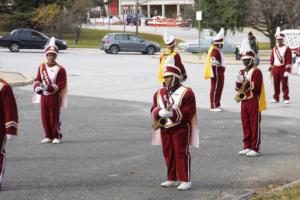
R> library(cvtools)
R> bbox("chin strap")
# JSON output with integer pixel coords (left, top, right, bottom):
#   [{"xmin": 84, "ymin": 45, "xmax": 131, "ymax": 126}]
[{"xmin": 245, "ymin": 59, "xmax": 254, "ymax": 68}]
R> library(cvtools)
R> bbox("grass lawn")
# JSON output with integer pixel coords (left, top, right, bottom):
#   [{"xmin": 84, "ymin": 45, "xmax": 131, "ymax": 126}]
[
  {"xmin": 64, "ymin": 28, "xmax": 180, "ymax": 48},
  {"xmin": 258, "ymin": 42, "xmax": 271, "ymax": 50},
  {"xmin": 252, "ymin": 182, "xmax": 300, "ymax": 200}
]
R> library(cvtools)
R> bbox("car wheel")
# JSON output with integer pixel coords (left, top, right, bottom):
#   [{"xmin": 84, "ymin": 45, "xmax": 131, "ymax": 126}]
[
  {"xmin": 146, "ymin": 46, "xmax": 155, "ymax": 55},
  {"xmin": 110, "ymin": 45, "xmax": 119, "ymax": 54},
  {"xmin": 9, "ymin": 43, "xmax": 20, "ymax": 52}
]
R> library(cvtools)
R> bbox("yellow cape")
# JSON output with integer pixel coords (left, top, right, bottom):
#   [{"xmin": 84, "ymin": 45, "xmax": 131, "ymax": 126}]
[
  {"xmin": 158, "ymin": 50, "xmax": 176, "ymax": 83},
  {"xmin": 259, "ymin": 81, "xmax": 267, "ymax": 112},
  {"xmin": 204, "ymin": 45, "xmax": 215, "ymax": 79}
]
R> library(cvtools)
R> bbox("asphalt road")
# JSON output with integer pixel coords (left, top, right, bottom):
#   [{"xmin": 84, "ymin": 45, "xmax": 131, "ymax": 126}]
[
  {"xmin": 1, "ymin": 89, "xmax": 299, "ymax": 200},
  {"xmin": 0, "ymin": 48, "xmax": 300, "ymax": 199}
]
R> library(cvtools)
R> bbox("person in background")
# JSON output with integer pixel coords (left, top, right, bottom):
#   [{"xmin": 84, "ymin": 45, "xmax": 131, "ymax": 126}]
[
  {"xmin": 204, "ymin": 27, "xmax": 226, "ymax": 112},
  {"xmin": 248, "ymin": 31, "xmax": 259, "ymax": 65},
  {"xmin": 158, "ymin": 30, "xmax": 187, "ymax": 84},
  {"xmin": 32, "ymin": 37, "xmax": 68, "ymax": 144},
  {"xmin": 269, "ymin": 27, "xmax": 292, "ymax": 104}
]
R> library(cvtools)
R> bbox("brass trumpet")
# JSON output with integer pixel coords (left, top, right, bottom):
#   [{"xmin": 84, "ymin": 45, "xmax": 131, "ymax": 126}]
[{"xmin": 152, "ymin": 95, "xmax": 174, "ymax": 130}]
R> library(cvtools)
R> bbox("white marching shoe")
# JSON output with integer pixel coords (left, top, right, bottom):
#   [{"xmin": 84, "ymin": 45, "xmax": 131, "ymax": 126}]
[
  {"xmin": 210, "ymin": 108, "xmax": 222, "ymax": 112},
  {"xmin": 284, "ymin": 100, "xmax": 290, "ymax": 104},
  {"xmin": 246, "ymin": 150, "xmax": 259, "ymax": 157},
  {"xmin": 52, "ymin": 138, "xmax": 61, "ymax": 144},
  {"xmin": 238, "ymin": 148, "xmax": 251, "ymax": 155},
  {"xmin": 269, "ymin": 99, "xmax": 279, "ymax": 103},
  {"xmin": 177, "ymin": 182, "xmax": 192, "ymax": 190},
  {"xmin": 40, "ymin": 138, "xmax": 52, "ymax": 143},
  {"xmin": 160, "ymin": 181, "xmax": 180, "ymax": 187}
]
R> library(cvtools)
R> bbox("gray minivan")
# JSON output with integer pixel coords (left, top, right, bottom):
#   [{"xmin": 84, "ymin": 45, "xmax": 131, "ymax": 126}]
[{"xmin": 100, "ymin": 33, "xmax": 161, "ymax": 55}]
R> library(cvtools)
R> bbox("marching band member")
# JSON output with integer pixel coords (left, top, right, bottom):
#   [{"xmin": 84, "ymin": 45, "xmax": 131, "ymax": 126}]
[
  {"xmin": 157, "ymin": 30, "xmax": 187, "ymax": 84},
  {"xmin": 151, "ymin": 64, "xmax": 199, "ymax": 190},
  {"xmin": 235, "ymin": 40, "xmax": 266, "ymax": 157},
  {"xmin": 32, "ymin": 37, "xmax": 68, "ymax": 144},
  {"xmin": 0, "ymin": 79, "xmax": 18, "ymax": 190},
  {"xmin": 204, "ymin": 27, "xmax": 226, "ymax": 112},
  {"xmin": 269, "ymin": 27, "xmax": 292, "ymax": 104}
]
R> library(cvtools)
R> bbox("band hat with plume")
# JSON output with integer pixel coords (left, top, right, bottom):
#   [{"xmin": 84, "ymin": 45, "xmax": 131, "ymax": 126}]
[
  {"xmin": 163, "ymin": 64, "xmax": 181, "ymax": 78},
  {"xmin": 213, "ymin": 27, "xmax": 225, "ymax": 44},
  {"xmin": 275, "ymin": 27, "xmax": 284, "ymax": 40},
  {"xmin": 163, "ymin": 29, "xmax": 175, "ymax": 46},
  {"xmin": 44, "ymin": 37, "xmax": 58, "ymax": 55},
  {"xmin": 240, "ymin": 38, "xmax": 256, "ymax": 60}
]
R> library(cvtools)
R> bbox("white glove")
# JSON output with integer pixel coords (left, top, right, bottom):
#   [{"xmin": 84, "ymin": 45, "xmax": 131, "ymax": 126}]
[
  {"xmin": 6, "ymin": 134, "xmax": 16, "ymax": 141},
  {"xmin": 236, "ymin": 73, "xmax": 244, "ymax": 83},
  {"xmin": 159, "ymin": 109, "xmax": 173, "ymax": 118},
  {"xmin": 42, "ymin": 85, "xmax": 48, "ymax": 91},
  {"xmin": 34, "ymin": 86, "xmax": 43, "ymax": 93},
  {"xmin": 284, "ymin": 71, "xmax": 289, "ymax": 77}
]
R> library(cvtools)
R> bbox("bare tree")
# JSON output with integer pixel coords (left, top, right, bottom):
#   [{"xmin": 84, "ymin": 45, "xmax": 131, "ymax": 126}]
[
  {"xmin": 246, "ymin": 0, "xmax": 300, "ymax": 47},
  {"xmin": 65, "ymin": 0, "xmax": 92, "ymax": 44}
]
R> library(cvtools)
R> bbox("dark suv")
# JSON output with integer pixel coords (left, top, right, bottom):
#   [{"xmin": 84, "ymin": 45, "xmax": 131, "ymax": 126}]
[
  {"xmin": 0, "ymin": 29, "xmax": 67, "ymax": 52},
  {"xmin": 100, "ymin": 33, "xmax": 160, "ymax": 55}
]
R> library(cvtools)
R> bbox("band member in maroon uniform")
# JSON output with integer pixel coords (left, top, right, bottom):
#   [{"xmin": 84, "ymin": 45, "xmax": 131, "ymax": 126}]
[
  {"xmin": 235, "ymin": 41, "xmax": 266, "ymax": 157},
  {"xmin": 269, "ymin": 27, "xmax": 292, "ymax": 104},
  {"xmin": 204, "ymin": 28, "xmax": 226, "ymax": 112},
  {"xmin": 32, "ymin": 37, "xmax": 67, "ymax": 144},
  {"xmin": 151, "ymin": 64, "xmax": 199, "ymax": 190},
  {"xmin": 0, "ymin": 79, "xmax": 18, "ymax": 190},
  {"xmin": 158, "ymin": 30, "xmax": 187, "ymax": 84}
]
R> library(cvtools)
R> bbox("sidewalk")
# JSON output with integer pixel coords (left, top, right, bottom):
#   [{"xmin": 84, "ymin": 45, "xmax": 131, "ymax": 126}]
[
  {"xmin": 0, "ymin": 71, "xmax": 33, "ymax": 87},
  {"xmin": 155, "ymin": 49, "xmax": 271, "ymax": 65}
]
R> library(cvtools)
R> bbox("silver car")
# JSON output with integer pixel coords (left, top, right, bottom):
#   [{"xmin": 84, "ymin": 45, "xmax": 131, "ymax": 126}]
[
  {"xmin": 100, "ymin": 33, "xmax": 161, "ymax": 55},
  {"xmin": 178, "ymin": 36, "xmax": 236, "ymax": 53}
]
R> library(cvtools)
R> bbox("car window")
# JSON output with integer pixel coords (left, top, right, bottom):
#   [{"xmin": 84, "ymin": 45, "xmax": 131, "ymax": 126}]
[
  {"xmin": 31, "ymin": 31, "xmax": 44, "ymax": 40},
  {"xmin": 16, "ymin": 30, "xmax": 30, "ymax": 39},
  {"xmin": 129, "ymin": 35, "xmax": 141, "ymax": 41},
  {"xmin": 10, "ymin": 30, "xmax": 17, "ymax": 36},
  {"xmin": 115, "ymin": 34, "xmax": 128, "ymax": 41}
]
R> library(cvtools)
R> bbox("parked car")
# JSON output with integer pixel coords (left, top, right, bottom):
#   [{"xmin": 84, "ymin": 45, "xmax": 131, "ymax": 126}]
[
  {"xmin": 0, "ymin": 29, "xmax": 67, "ymax": 52},
  {"xmin": 178, "ymin": 36, "xmax": 235, "ymax": 53},
  {"xmin": 126, "ymin": 14, "xmax": 145, "ymax": 25},
  {"xmin": 100, "ymin": 33, "xmax": 161, "ymax": 55}
]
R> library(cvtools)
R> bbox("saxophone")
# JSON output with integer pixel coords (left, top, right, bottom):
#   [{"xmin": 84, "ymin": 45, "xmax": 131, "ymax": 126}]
[
  {"xmin": 234, "ymin": 79, "xmax": 249, "ymax": 103},
  {"xmin": 152, "ymin": 94, "xmax": 174, "ymax": 130}
]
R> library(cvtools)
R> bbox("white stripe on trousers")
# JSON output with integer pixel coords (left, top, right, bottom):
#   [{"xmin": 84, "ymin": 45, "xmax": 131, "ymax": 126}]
[
  {"xmin": 186, "ymin": 124, "xmax": 191, "ymax": 182},
  {"xmin": 213, "ymin": 67, "xmax": 219, "ymax": 108},
  {"xmin": 256, "ymin": 96, "xmax": 261, "ymax": 150},
  {"xmin": 0, "ymin": 136, "xmax": 7, "ymax": 184}
]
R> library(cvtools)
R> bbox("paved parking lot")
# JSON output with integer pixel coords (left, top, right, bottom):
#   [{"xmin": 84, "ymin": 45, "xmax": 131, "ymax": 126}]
[{"xmin": 0, "ymin": 48, "xmax": 300, "ymax": 199}]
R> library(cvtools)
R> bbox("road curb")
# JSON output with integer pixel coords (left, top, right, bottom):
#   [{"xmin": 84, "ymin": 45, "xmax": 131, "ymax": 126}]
[
  {"xmin": 235, "ymin": 178, "xmax": 300, "ymax": 200},
  {"xmin": 0, "ymin": 71, "xmax": 34, "ymax": 87}
]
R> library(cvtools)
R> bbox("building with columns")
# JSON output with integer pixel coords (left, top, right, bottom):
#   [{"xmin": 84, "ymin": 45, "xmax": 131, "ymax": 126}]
[{"xmin": 118, "ymin": 0, "xmax": 194, "ymax": 18}]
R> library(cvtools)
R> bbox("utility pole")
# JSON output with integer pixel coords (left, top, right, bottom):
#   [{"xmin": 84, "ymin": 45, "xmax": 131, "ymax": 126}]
[
  {"xmin": 136, "ymin": 0, "xmax": 139, "ymax": 35},
  {"xmin": 135, "ymin": 0, "xmax": 151, "ymax": 35}
]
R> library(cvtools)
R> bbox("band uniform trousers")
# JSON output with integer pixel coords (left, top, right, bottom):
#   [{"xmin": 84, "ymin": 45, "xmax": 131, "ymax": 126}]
[
  {"xmin": 241, "ymin": 96, "xmax": 261, "ymax": 152},
  {"xmin": 210, "ymin": 66, "xmax": 225, "ymax": 109},
  {"xmin": 161, "ymin": 124, "xmax": 191, "ymax": 182},
  {"xmin": 272, "ymin": 66, "xmax": 289, "ymax": 101},
  {"xmin": 41, "ymin": 92, "xmax": 61, "ymax": 140}
]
